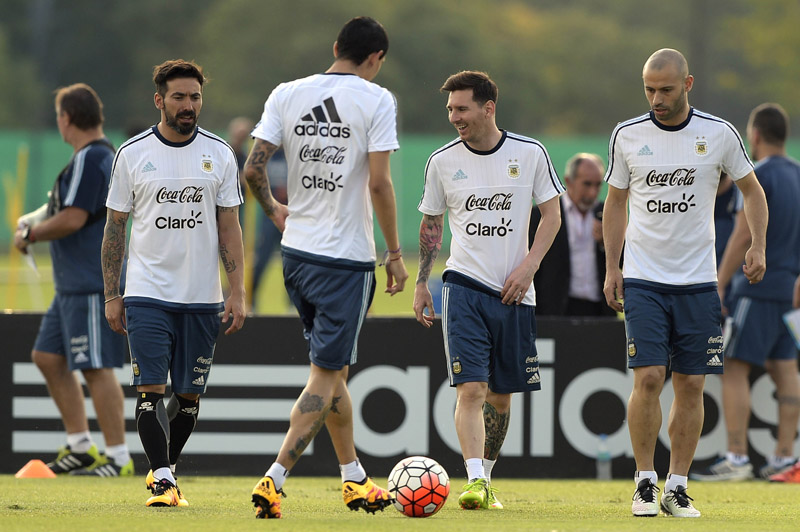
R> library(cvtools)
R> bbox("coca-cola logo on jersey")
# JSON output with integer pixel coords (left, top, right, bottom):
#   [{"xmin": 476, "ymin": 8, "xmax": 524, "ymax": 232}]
[
  {"xmin": 156, "ymin": 186, "xmax": 204, "ymax": 204},
  {"xmin": 465, "ymin": 193, "xmax": 513, "ymax": 211},
  {"xmin": 645, "ymin": 168, "xmax": 696, "ymax": 187},
  {"xmin": 299, "ymin": 144, "xmax": 347, "ymax": 165}
]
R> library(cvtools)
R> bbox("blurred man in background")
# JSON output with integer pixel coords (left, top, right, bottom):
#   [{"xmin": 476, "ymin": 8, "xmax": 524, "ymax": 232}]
[
  {"xmin": 529, "ymin": 152, "xmax": 615, "ymax": 316},
  {"xmin": 14, "ymin": 83, "xmax": 131, "ymax": 477},
  {"xmin": 692, "ymin": 103, "xmax": 800, "ymax": 483}
]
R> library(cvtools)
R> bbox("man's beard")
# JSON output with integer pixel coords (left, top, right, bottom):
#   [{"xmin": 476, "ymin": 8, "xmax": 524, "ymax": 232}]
[{"xmin": 166, "ymin": 109, "xmax": 197, "ymax": 136}]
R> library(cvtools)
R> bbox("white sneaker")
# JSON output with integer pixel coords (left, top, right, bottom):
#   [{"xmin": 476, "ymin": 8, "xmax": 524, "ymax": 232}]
[
  {"xmin": 661, "ymin": 486, "xmax": 701, "ymax": 517},
  {"xmin": 631, "ymin": 478, "xmax": 659, "ymax": 517},
  {"xmin": 690, "ymin": 457, "xmax": 753, "ymax": 481}
]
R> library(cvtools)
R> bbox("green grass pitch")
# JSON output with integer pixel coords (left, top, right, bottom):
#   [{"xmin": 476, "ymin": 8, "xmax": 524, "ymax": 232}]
[{"xmin": 2, "ymin": 476, "xmax": 800, "ymax": 532}]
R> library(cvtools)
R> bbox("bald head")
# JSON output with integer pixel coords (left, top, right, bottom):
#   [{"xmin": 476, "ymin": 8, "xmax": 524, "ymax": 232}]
[{"xmin": 643, "ymin": 48, "xmax": 689, "ymax": 79}]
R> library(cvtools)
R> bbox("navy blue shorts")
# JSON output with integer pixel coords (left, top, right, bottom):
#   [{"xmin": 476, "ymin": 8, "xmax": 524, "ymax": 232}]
[
  {"xmin": 441, "ymin": 280, "xmax": 540, "ymax": 394},
  {"xmin": 724, "ymin": 296, "xmax": 797, "ymax": 366},
  {"xmin": 283, "ymin": 254, "xmax": 375, "ymax": 370},
  {"xmin": 34, "ymin": 293, "xmax": 127, "ymax": 371},
  {"xmin": 125, "ymin": 306, "xmax": 219, "ymax": 394},
  {"xmin": 623, "ymin": 284, "xmax": 723, "ymax": 374}
]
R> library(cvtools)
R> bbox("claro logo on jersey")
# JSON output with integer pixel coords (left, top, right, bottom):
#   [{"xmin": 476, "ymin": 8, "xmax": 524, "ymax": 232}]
[
  {"xmin": 156, "ymin": 186, "xmax": 204, "ymax": 203},
  {"xmin": 299, "ymin": 144, "xmax": 347, "ymax": 165},
  {"xmin": 466, "ymin": 217, "xmax": 514, "ymax": 237},
  {"xmin": 645, "ymin": 168, "xmax": 696, "ymax": 187},
  {"xmin": 155, "ymin": 210, "xmax": 203, "ymax": 229},
  {"xmin": 465, "ymin": 193, "xmax": 513, "ymax": 212},
  {"xmin": 302, "ymin": 172, "xmax": 343, "ymax": 192},
  {"xmin": 294, "ymin": 97, "xmax": 351, "ymax": 138}
]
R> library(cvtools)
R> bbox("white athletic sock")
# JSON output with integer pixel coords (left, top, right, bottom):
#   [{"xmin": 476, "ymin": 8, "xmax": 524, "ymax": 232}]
[
  {"xmin": 170, "ymin": 464, "xmax": 177, "ymax": 474},
  {"xmin": 340, "ymin": 459, "xmax": 367, "ymax": 484},
  {"xmin": 483, "ymin": 458, "xmax": 496, "ymax": 482},
  {"xmin": 634, "ymin": 470, "xmax": 658, "ymax": 486},
  {"xmin": 465, "ymin": 458, "xmax": 486, "ymax": 482},
  {"xmin": 66, "ymin": 431, "xmax": 93, "ymax": 453},
  {"xmin": 265, "ymin": 462, "xmax": 289, "ymax": 491},
  {"xmin": 154, "ymin": 467, "xmax": 176, "ymax": 485},
  {"xmin": 104, "ymin": 443, "xmax": 130, "ymax": 466},
  {"xmin": 725, "ymin": 451, "xmax": 750, "ymax": 465},
  {"xmin": 664, "ymin": 473, "xmax": 688, "ymax": 494}
]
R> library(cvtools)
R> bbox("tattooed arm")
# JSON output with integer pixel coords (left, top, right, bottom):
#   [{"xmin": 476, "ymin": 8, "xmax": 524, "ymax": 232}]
[
  {"xmin": 101, "ymin": 208, "xmax": 129, "ymax": 335},
  {"xmin": 217, "ymin": 205, "xmax": 246, "ymax": 335},
  {"xmin": 242, "ymin": 138, "xmax": 289, "ymax": 231},
  {"xmin": 412, "ymin": 213, "xmax": 443, "ymax": 327}
]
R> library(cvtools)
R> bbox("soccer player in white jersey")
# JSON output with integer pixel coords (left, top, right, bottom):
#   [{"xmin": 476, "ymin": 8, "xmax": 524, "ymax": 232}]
[
  {"xmin": 414, "ymin": 71, "xmax": 563, "ymax": 511},
  {"xmin": 602, "ymin": 49, "xmax": 768, "ymax": 518},
  {"xmin": 102, "ymin": 59, "xmax": 246, "ymax": 507},
  {"xmin": 243, "ymin": 17, "xmax": 407, "ymax": 519}
]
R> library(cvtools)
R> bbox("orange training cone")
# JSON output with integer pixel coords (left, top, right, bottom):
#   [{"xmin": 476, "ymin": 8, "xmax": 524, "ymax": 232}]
[{"xmin": 15, "ymin": 459, "xmax": 57, "ymax": 478}]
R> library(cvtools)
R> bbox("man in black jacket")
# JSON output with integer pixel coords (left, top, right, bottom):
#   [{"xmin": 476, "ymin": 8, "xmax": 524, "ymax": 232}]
[{"xmin": 529, "ymin": 153, "xmax": 616, "ymax": 316}]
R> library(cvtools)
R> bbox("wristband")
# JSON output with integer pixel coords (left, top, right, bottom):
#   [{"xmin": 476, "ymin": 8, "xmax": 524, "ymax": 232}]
[
  {"xmin": 23, "ymin": 226, "xmax": 37, "ymax": 243},
  {"xmin": 380, "ymin": 247, "xmax": 402, "ymax": 266},
  {"xmin": 104, "ymin": 295, "xmax": 121, "ymax": 304}
]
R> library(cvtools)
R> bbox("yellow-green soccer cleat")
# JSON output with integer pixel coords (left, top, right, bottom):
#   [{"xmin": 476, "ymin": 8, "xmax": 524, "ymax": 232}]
[
  {"xmin": 46, "ymin": 444, "xmax": 103, "ymax": 474},
  {"xmin": 252, "ymin": 476, "xmax": 285, "ymax": 519},
  {"xmin": 71, "ymin": 455, "xmax": 134, "ymax": 477},
  {"xmin": 458, "ymin": 478, "xmax": 489, "ymax": 510},
  {"xmin": 145, "ymin": 470, "xmax": 188, "ymax": 506},
  {"xmin": 146, "ymin": 478, "xmax": 179, "ymax": 507},
  {"xmin": 488, "ymin": 485, "xmax": 504, "ymax": 509},
  {"xmin": 342, "ymin": 477, "xmax": 394, "ymax": 513}
]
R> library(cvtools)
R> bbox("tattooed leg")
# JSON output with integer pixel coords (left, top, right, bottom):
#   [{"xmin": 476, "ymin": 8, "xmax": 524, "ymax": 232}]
[
  {"xmin": 484, "ymin": 392, "xmax": 512, "ymax": 461},
  {"xmin": 325, "ymin": 368, "xmax": 359, "ymax": 465}
]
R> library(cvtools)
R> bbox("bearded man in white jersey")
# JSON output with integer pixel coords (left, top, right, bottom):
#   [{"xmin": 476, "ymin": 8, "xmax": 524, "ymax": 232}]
[
  {"xmin": 102, "ymin": 59, "xmax": 246, "ymax": 507},
  {"xmin": 603, "ymin": 48, "xmax": 768, "ymax": 518},
  {"xmin": 243, "ymin": 16, "xmax": 408, "ymax": 519},
  {"xmin": 414, "ymin": 71, "xmax": 563, "ymax": 511}
]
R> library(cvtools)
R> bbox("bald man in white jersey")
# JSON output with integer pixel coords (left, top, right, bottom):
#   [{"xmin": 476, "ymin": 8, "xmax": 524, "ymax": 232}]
[{"xmin": 603, "ymin": 49, "xmax": 768, "ymax": 517}]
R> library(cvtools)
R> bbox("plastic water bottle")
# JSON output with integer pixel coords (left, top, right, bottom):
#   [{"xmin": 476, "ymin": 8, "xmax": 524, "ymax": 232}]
[{"xmin": 596, "ymin": 433, "xmax": 612, "ymax": 480}]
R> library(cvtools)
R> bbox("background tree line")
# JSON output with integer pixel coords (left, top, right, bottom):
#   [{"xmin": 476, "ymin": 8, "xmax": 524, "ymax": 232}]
[{"xmin": 1, "ymin": 0, "xmax": 798, "ymax": 138}]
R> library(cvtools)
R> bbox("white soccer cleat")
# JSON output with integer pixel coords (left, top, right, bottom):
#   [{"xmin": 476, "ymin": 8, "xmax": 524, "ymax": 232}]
[
  {"xmin": 631, "ymin": 478, "xmax": 659, "ymax": 517},
  {"xmin": 661, "ymin": 486, "xmax": 701, "ymax": 518},
  {"xmin": 690, "ymin": 457, "xmax": 753, "ymax": 481}
]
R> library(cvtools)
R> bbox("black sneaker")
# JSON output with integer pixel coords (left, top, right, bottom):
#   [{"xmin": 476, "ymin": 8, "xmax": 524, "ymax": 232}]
[{"xmin": 46, "ymin": 444, "xmax": 103, "ymax": 474}]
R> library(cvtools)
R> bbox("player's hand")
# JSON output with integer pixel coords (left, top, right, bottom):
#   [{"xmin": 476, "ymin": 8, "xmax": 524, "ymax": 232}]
[
  {"xmin": 718, "ymin": 285, "xmax": 728, "ymax": 317},
  {"xmin": 500, "ymin": 262, "xmax": 535, "ymax": 305},
  {"xmin": 105, "ymin": 298, "xmax": 127, "ymax": 335},
  {"xmin": 603, "ymin": 268, "xmax": 624, "ymax": 313},
  {"xmin": 221, "ymin": 290, "xmax": 246, "ymax": 335},
  {"xmin": 743, "ymin": 245, "xmax": 766, "ymax": 284},
  {"xmin": 413, "ymin": 283, "xmax": 435, "ymax": 328},
  {"xmin": 385, "ymin": 256, "xmax": 408, "ymax": 295},
  {"xmin": 269, "ymin": 201, "xmax": 289, "ymax": 233},
  {"xmin": 13, "ymin": 226, "xmax": 29, "ymax": 253}
]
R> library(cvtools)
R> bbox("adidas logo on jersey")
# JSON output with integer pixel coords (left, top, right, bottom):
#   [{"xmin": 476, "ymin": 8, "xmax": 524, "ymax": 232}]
[
  {"xmin": 73, "ymin": 352, "xmax": 89, "ymax": 364},
  {"xmin": 452, "ymin": 169, "xmax": 468, "ymax": 181},
  {"xmin": 707, "ymin": 354, "xmax": 723, "ymax": 367},
  {"xmin": 192, "ymin": 375, "xmax": 205, "ymax": 386},
  {"xmin": 142, "ymin": 161, "xmax": 157, "ymax": 172},
  {"xmin": 637, "ymin": 145, "xmax": 653, "ymax": 156},
  {"xmin": 294, "ymin": 97, "xmax": 351, "ymax": 138}
]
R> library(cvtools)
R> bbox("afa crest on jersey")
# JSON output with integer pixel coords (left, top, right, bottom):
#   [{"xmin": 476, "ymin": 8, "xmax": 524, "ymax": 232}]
[
  {"xmin": 201, "ymin": 159, "xmax": 214, "ymax": 172},
  {"xmin": 507, "ymin": 163, "xmax": 520, "ymax": 179},
  {"xmin": 695, "ymin": 140, "xmax": 708, "ymax": 156}
]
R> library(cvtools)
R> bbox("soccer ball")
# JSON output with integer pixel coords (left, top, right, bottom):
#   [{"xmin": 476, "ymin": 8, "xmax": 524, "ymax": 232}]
[{"xmin": 387, "ymin": 456, "xmax": 449, "ymax": 517}]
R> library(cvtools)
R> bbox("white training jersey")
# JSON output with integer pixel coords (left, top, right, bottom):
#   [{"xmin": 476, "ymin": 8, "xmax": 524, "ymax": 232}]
[
  {"xmin": 419, "ymin": 131, "xmax": 564, "ymax": 306},
  {"xmin": 605, "ymin": 108, "xmax": 753, "ymax": 285},
  {"xmin": 252, "ymin": 72, "xmax": 399, "ymax": 263},
  {"xmin": 107, "ymin": 126, "xmax": 242, "ymax": 309}
]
